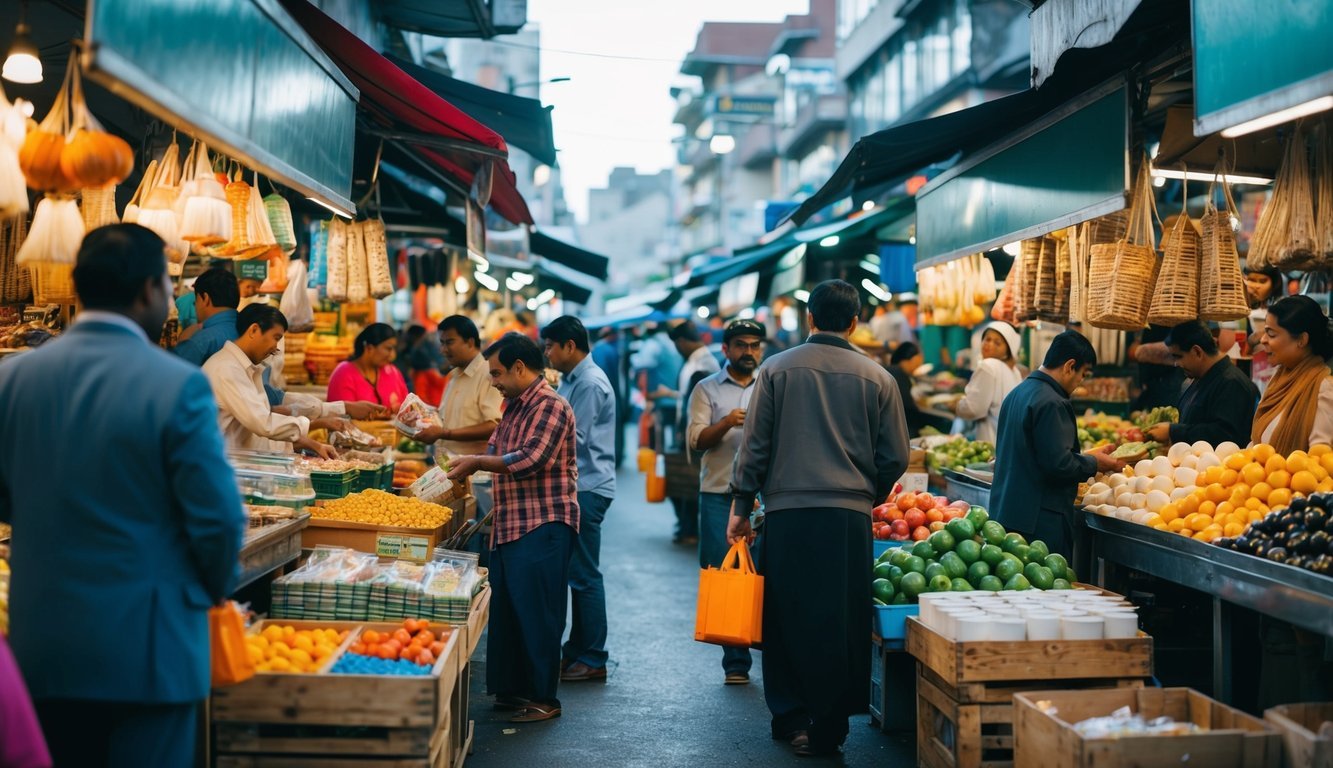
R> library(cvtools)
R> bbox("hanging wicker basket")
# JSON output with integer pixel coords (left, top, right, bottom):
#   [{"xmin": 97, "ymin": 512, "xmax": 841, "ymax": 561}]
[
  {"xmin": 1199, "ymin": 159, "xmax": 1251, "ymax": 321},
  {"xmin": 1147, "ymin": 212, "xmax": 1201, "ymax": 326},
  {"xmin": 1086, "ymin": 162, "xmax": 1159, "ymax": 331},
  {"xmin": 0, "ymin": 214, "xmax": 30, "ymax": 304}
]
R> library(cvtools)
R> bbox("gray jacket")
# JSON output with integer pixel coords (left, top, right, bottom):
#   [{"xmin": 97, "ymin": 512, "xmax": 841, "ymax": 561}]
[{"xmin": 731, "ymin": 333, "xmax": 910, "ymax": 515}]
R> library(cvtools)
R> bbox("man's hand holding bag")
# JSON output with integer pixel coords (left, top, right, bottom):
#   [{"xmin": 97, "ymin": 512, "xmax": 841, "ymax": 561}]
[{"xmin": 694, "ymin": 539, "xmax": 763, "ymax": 648}]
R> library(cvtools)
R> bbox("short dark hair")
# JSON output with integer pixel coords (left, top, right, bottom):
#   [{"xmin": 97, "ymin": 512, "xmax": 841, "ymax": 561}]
[
  {"xmin": 193, "ymin": 267, "xmax": 240, "ymax": 310},
  {"xmin": 540, "ymin": 316, "xmax": 591, "ymax": 353},
  {"xmin": 809, "ymin": 279, "xmax": 860, "ymax": 332},
  {"xmin": 484, "ymin": 332, "xmax": 545, "ymax": 371},
  {"xmin": 438, "ymin": 314, "xmax": 481, "ymax": 346},
  {"xmin": 353, "ymin": 322, "xmax": 397, "ymax": 360},
  {"xmin": 1165, "ymin": 321, "xmax": 1219, "ymax": 356},
  {"xmin": 405, "ymin": 324, "xmax": 426, "ymax": 342},
  {"xmin": 668, "ymin": 321, "xmax": 701, "ymax": 343},
  {"xmin": 73, "ymin": 224, "xmax": 167, "ymax": 310},
  {"xmin": 236, "ymin": 303, "xmax": 288, "ymax": 336},
  {"xmin": 1268, "ymin": 295, "xmax": 1333, "ymax": 359},
  {"xmin": 1042, "ymin": 330, "xmax": 1097, "ymax": 370},
  {"xmin": 890, "ymin": 341, "xmax": 922, "ymax": 365}
]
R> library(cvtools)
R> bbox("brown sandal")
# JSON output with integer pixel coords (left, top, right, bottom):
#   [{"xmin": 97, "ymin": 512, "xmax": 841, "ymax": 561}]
[{"xmin": 510, "ymin": 702, "xmax": 562, "ymax": 723}]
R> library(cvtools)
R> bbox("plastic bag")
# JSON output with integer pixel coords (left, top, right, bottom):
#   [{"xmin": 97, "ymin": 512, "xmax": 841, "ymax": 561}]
[
  {"xmin": 392, "ymin": 393, "xmax": 442, "ymax": 436},
  {"xmin": 209, "ymin": 601, "xmax": 255, "ymax": 687}
]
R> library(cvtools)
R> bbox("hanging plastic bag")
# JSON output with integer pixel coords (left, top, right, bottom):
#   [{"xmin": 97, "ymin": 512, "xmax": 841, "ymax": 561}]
[
  {"xmin": 325, "ymin": 217, "xmax": 348, "ymax": 302},
  {"xmin": 694, "ymin": 539, "xmax": 763, "ymax": 647},
  {"xmin": 345, "ymin": 220, "xmax": 370, "ymax": 303},
  {"xmin": 209, "ymin": 601, "xmax": 255, "ymax": 688},
  {"xmin": 0, "ymin": 83, "xmax": 27, "ymax": 220},
  {"xmin": 120, "ymin": 157, "xmax": 156, "ymax": 224},
  {"xmin": 179, "ymin": 140, "xmax": 231, "ymax": 248},
  {"xmin": 265, "ymin": 190, "xmax": 297, "ymax": 255}
]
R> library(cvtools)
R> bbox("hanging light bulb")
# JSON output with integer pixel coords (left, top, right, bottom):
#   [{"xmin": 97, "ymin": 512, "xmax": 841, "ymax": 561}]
[{"xmin": 3, "ymin": 4, "xmax": 42, "ymax": 85}]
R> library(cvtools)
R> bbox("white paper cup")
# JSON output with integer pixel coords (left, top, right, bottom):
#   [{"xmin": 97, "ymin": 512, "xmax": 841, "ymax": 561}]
[
  {"xmin": 991, "ymin": 617, "xmax": 1027, "ymax": 641},
  {"xmin": 1102, "ymin": 612, "xmax": 1140, "ymax": 639},
  {"xmin": 955, "ymin": 616, "xmax": 990, "ymax": 642},
  {"xmin": 1061, "ymin": 615, "xmax": 1104, "ymax": 640},
  {"xmin": 1025, "ymin": 611, "xmax": 1061, "ymax": 641}
]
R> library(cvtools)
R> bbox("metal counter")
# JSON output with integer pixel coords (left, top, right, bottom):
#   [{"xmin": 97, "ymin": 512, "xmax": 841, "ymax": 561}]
[
  {"xmin": 943, "ymin": 469, "xmax": 992, "ymax": 510},
  {"xmin": 236, "ymin": 513, "xmax": 309, "ymax": 591}
]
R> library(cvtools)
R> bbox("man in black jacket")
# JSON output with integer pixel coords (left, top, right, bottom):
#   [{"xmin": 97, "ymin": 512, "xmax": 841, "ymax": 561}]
[
  {"xmin": 990, "ymin": 331, "xmax": 1123, "ymax": 560},
  {"xmin": 1146, "ymin": 321, "xmax": 1258, "ymax": 448}
]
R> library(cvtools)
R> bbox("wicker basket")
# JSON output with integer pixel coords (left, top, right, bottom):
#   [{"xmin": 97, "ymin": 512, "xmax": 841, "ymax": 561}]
[
  {"xmin": 1033, "ymin": 235, "xmax": 1058, "ymax": 317},
  {"xmin": 1318, "ymin": 123, "xmax": 1333, "ymax": 263},
  {"xmin": 1086, "ymin": 162, "xmax": 1159, "ymax": 331},
  {"xmin": 1148, "ymin": 212, "xmax": 1201, "ymax": 326},
  {"xmin": 0, "ymin": 215, "xmax": 30, "ymax": 304},
  {"xmin": 1200, "ymin": 161, "xmax": 1251, "ymax": 321},
  {"xmin": 30, "ymin": 260, "xmax": 77, "ymax": 305},
  {"xmin": 1015, "ymin": 238, "xmax": 1042, "ymax": 322}
]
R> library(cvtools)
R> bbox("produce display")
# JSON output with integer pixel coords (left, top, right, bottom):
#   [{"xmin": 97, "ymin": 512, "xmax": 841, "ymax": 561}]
[
  {"xmin": 1077, "ymin": 411, "xmax": 1133, "ymax": 449},
  {"xmin": 344, "ymin": 618, "xmax": 449, "ymax": 669},
  {"xmin": 397, "ymin": 437, "xmax": 428, "ymax": 454},
  {"xmin": 1084, "ymin": 441, "xmax": 1333, "ymax": 543},
  {"xmin": 924, "ymin": 437, "xmax": 994, "ymax": 473},
  {"xmin": 298, "ymin": 456, "xmax": 382, "ymax": 473},
  {"xmin": 245, "ymin": 624, "xmax": 349, "ymax": 674},
  {"xmin": 872, "ymin": 491, "xmax": 979, "ymax": 542},
  {"xmin": 1133, "ymin": 406, "xmax": 1179, "ymax": 430},
  {"xmin": 1216, "ymin": 493, "xmax": 1333, "ymax": 576},
  {"xmin": 871, "ymin": 506, "xmax": 1076, "ymax": 604},
  {"xmin": 393, "ymin": 459, "xmax": 428, "ymax": 489},
  {"xmin": 315, "ymin": 489, "xmax": 452, "ymax": 529}
]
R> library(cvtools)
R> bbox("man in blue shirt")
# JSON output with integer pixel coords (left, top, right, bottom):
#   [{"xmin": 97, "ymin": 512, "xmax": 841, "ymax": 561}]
[
  {"xmin": 592, "ymin": 326, "xmax": 624, "ymax": 468},
  {"xmin": 174, "ymin": 267, "xmax": 242, "ymax": 367},
  {"xmin": 542, "ymin": 316, "xmax": 617, "ymax": 683}
]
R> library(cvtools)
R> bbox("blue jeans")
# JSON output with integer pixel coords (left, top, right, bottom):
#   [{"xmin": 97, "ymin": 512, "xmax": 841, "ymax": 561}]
[
  {"xmin": 699, "ymin": 492, "xmax": 753, "ymax": 676},
  {"xmin": 563, "ymin": 491, "xmax": 611, "ymax": 668}
]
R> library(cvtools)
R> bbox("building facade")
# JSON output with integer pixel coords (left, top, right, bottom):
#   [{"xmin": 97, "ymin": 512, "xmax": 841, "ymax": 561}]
[{"xmin": 581, "ymin": 168, "xmax": 675, "ymax": 294}]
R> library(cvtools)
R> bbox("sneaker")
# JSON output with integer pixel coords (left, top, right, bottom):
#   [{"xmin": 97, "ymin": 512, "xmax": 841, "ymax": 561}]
[{"xmin": 724, "ymin": 672, "xmax": 750, "ymax": 685}]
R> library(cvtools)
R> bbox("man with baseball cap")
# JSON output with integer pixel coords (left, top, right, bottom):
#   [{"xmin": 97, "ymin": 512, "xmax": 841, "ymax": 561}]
[{"xmin": 686, "ymin": 318, "xmax": 767, "ymax": 684}]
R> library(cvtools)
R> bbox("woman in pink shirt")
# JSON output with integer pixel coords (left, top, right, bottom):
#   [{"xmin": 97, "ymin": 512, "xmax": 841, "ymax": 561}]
[{"xmin": 327, "ymin": 324, "xmax": 409, "ymax": 412}]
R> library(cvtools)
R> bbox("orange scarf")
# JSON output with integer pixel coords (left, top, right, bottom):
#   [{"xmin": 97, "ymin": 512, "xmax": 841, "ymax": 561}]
[{"xmin": 1251, "ymin": 354, "xmax": 1331, "ymax": 454}]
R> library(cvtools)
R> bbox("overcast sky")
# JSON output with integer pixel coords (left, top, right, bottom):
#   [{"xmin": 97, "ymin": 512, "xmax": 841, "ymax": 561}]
[{"xmin": 525, "ymin": 0, "xmax": 813, "ymax": 223}]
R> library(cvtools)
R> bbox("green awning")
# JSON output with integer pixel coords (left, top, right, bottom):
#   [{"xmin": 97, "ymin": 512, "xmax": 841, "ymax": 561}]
[
  {"xmin": 685, "ymin": 237, "xmax": 803, "ymax": 289},
  {"xmin": 915, "ymin": 79, "xmax": 1129, "ymax": 268},
  {"xmin": 1193, "ymin": 0, "xmax": 1333, "ymax": 137}
]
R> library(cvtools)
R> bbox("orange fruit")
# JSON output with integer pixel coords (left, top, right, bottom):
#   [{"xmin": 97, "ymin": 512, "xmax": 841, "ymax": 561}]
[
  {"xmin": 1193, "ymin": 530, "xmax": 1215, "ymax": 542},
  {"xmin": 1245, "ymin": 498, "xmax": 1263, "ymax": 511},
  {"xmin": 1268, "ymin": 488, "xmax": 1293, "ymax": 509},
  {"xmin": 1224, "ymin": 453, "xmax": 1249, "ymax": 471},
  {"xmin": 1205, "ymin": 484, "xmax": 1229, "ymax": 503},
  {"xmin": 1219, "ymin": 468, "xmax": 1239, "ymax": 487},
  {"xmin": 1241, "ymin": 462, "xmax": 1267, "ymax": 486},
  {"xmin": 1321, "ymin": 453, "xmax": 1333, "ymax": 474},
  {"xmin": 1251, "ymin": 482, "xmax": 1273, "ymax": 503},
  {"xmin": 1247, "ymin": 508, "xmax": 1265, "ymax": 523},
  {"xmin": 1168, "ymin": 518, "xmax": 1187, "ymax": 533},
  {"xmin": 1228, "ymin": 484, "xmax": 1250, "ymax": 505},
  {"xmin": 1268, "ymin": 470, "xmax": 1291, "ymax": 489},
  {"xmin": 1145, "ymin": 514, "xmax": 1163, "ymax": 527},
  {"xmin": 1197, "ymin": 500, "xmax": 1217, "ymax": 518},
  {"xmin": 1286, "ymin": 451, "xmax": 1310, "ymax": 473},
  {"xmin": 362, "ymin": 630, "xmax": 382, "ymax": 645},
  {"xmin": 1265, "ymin": 454, "xmax": 1287, "ymax": 474},
  {"xmin": 1216, "ymin": 501, "xmax": 1235, "ymax": 519},
  {"xmin": 1178, "ymin": 495, "xmax": 1201, "ymax": 516},
  {"xmin": 1320, "ymin": 478, "xmax": 1333, "ymax": 493},
  {"xmin": 1292, "ymin": 470, "xmax": 1318, "ymax": 495},
  {"xmin": 1310, "ymin": 444, "xmax": 1332, "ymax": 457},
  {"xmin": 1253, "ymin": 443, "xmax": 1276, "ymax": 465},
  {"xmin": 1153, "ymin": 523, "xmax": 1170, "ymax": 531},
  {"xmin": 1159, "ymin": 503, "xmax": 1180, "ymax": 523}
]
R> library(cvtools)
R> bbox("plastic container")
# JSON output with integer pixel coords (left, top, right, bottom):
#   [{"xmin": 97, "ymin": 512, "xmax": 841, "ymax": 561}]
[
  {"xmin": 235, "ymin": 468, "xmax": 317, "ymax": 509},
  {"xmin": 309, "ymin": 470, "xmax": 357, "ymax": 499}
]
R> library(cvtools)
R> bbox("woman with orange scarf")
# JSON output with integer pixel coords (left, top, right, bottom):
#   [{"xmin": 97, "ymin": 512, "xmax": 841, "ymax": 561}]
[{"xmin": 1251, "ymin": 296, "xmax": 1333, "ymax": 453}]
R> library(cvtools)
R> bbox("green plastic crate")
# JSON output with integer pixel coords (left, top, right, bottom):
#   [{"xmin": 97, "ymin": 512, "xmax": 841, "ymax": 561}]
[{"xmin": 310, "ymin": 470, "xmax": 357, "ymax": 499}]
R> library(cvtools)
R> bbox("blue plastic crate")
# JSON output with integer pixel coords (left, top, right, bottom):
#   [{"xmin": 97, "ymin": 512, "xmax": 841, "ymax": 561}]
[
  {"xmin": 872, "ymin": 603, "xmax": 920, "ymax": 642},
  {"xmin": 873, "ymin": 539, "xmax": 911, "ymax": 561}
]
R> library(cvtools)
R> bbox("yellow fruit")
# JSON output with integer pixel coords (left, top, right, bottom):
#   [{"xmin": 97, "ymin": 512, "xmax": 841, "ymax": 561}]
[
  {"xmin": 1159, "ymin": 503, "xmax": 1180, "ymax": 523},
  {"xmin": 1224, "ymin": 522, "xmax": 1245, "ymax": 537},
  {"xmin": 1206, "ymin": 484, "xmax": 1230, "ymax": 504},
  {"xmin": 1198, "ymin": 500, "xmax": 1217, "ymax": 518},
  {"xmin": 1178, "ymin": 495, "xmax": 1201, "ymax": 516},
  {"xmin": 1144, "ymin": 514, "xmax": 1163, "ymax": 527},
  {"xmin": 1251, "ymin": 482, "xmax": 1273, "ymax": 503},
  {"xmin": 1310, "ymin": 444, "xmax": 1332, "ymax": 457},
  {"xmin": 1224, "ymin": 453, "xmax": 1249, "ymax": 471},
  {"xmin": 1247, "ymin": 508, "xmax": 1264, "ymax": 523},
  {"xmin": 268, "ymin": 657, "xmax": 292, "ymax": 672},
  {"xmin": 288, "ymin": 649, "xmax": 313, "ymax": 667},
  {"xmin": 1268, "ymin": 488, "xmax": 1293, "ymax": 509},
  {"xmin": 1291, "ymin": 470, "xmax": 1318, "ymax": 494},
  {"xmin": 1313, "ymin": 465, "xmax": 1329, "ymax": 482},
  {"xmin": 1229, "ymin": 485, "xmax": 1250, "ymax": 506},
  {"xmin": 1265, "ymin": 454, "xmax": 1287, "ymax": 474},
  {"xmin": 1253, "ymin": 444, "xmax": 1276, "ymax": 465},
  {"xmin": 1202, "ymin": 466, "xmax": 1224, "ymax": 486},
  {"xmin": 1319, "ymin": 478, "xmax": 1333, "ymax": 493},
  {"xmin": 1268, "ymin": 470, "xmax": 1291, "ymax": 490},
  {"xmin": 282, "ymin": 625, "xmax": 296, "ymax": 638},
  {"xmin": 1153, "ymin": 523, "xmax": 1170, "ymax": 531},
  {"xmin": 1193, "ymin": 530, "xmax": 1215, "ymax": 542},
  {"xmin": 262, "ymin": 625, "xmax": 284, "ymax": 642},
  {"xmin": 271, "ymin": 641, "xmax": 292, "ymax": 659},
  {"xmin": 246, "ymin": 645, "xmax": 264, "ymax": 664},
  {"xmin": 1216, "ymin": 501, "xmax": 1235, "ymax": 519},
  {"xmin": 1241, "ymin": 463, "xmax": 1267, "ymax": 487},
  {"xmin": 1168, "ymin": 518, "xmax": 1187, "ymax": 533},
  {"xmin": 1219, "ymin": 468, "xmax": 1240, "ymax": 487},
  {"xmin": 1286, "ymin": 451, "xmax": 1310, "ymax": 473},
  {"xmin": 292, "ymin": 635, "xmax": 315, "ymax": 653}
]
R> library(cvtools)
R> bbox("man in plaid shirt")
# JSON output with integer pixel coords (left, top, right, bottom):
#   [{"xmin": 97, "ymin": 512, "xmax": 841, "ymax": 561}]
[{"xmin": 446, "ymin": 333, "xmax": 580, "ymax": 723}]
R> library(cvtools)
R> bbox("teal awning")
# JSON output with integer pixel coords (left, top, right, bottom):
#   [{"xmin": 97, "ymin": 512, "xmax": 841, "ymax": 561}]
[
  {"xmin": 1193, "ymin": 0, "xmax": 1333, "ymax": 137},
  {"xmin": 914, "ymin": 79, "xmax": 1129, "ymax": 268},
  {"xmin": 685, "ymin": 237, "xmax": 803, "ymax": 289}
]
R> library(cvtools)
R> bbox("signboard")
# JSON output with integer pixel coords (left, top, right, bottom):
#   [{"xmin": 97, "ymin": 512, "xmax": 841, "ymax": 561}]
[
  {"xmin": 710, "ymin": 95, "xmax": 777, "ymax": 117},
  {"xmin": 236, "ymin": 260, "xmax": 269, "ymax": 282},
  {"xmin": 376, "ymin": 534, "xmax": 431, "ymax": 563},
  {"xmin": 466, "ymin": 199, "xmax": 487, "ymax": 263}
]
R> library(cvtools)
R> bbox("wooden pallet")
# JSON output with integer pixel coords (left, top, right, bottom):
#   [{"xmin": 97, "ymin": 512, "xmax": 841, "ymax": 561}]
[
  {"xmin": 214, "ymin": 720, "xmax": 450, "ymax": 768},
  {"xmin": 917, "ymin": 665, "xmax": 1145, "ymax": 768}
]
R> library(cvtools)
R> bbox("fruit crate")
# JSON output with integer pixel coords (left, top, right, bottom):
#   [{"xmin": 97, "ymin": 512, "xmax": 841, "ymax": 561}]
[
  {"xmin": 869, "ymin": 635, "xmax": 916, "ymax": 732},
  {"xmin": 212, "ymin": 620, "xmax": 464, "ymax": 767},
  {"xmin": 1264, "ymin": 703, "xmax": 1333, "ymax": 768},
  {"xmin": 301, "ymin": 517, "xmax": 448, "ymax": 562},
  {"xmin": 873, "ymin": 603, "xmax": 919, "ymax": 644},
  {"xmin": 1013, "ymin": 688, "xmax": 1281, "ymax": 768},
  {"xmin": 310, "ymin": 470, "xmax": 358, "ymax": 500}
]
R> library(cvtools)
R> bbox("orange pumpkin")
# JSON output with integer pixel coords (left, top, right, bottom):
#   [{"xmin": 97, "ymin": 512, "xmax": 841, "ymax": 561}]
[
  {"xmin": 60, "ymin": 129, "xmax": 134, "ymax": 189},
  {"xmin": 19, "ymin": 130, "xmax": 75, "ymax": 192}
]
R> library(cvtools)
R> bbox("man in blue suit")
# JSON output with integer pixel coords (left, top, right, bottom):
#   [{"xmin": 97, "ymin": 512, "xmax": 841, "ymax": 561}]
[{"xmin": 0, "ymin": 224, "xmax": 246, "ymax": 766}]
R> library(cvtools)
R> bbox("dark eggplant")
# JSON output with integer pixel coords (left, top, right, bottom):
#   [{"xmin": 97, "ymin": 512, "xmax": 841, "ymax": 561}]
[
  {"xmin": 1307, "ymin": 530, "xmax": 1332, "ymax": 555},
  {"xmin": 1312, "ymin": 556, "xmax": 1333, "ymax": 575},
  {"xmin": 1266, "ymin": 547, "xmax": 1290, "ymax": 563},
  {"xmin": 1290, "ymin": 497, "xmax": 1309, "ymax": 513}
]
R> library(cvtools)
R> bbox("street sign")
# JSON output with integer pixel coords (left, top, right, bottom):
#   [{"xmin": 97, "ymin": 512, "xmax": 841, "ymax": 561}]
[
  {"xmin": 236, "ymin": 260, "xmax": 269, "ymax": 282},
  {"xmin": 710, "ymin": 95, "xmax": 776, "ymax": 117}
]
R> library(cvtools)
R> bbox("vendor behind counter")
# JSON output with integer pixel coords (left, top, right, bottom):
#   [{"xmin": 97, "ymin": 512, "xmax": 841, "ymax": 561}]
[{"xmin": 1144, "ymin": 321, "xmax": 1257, "ymax": 448}]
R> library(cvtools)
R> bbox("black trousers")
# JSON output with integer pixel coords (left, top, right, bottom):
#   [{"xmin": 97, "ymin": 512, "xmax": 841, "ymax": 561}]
[
  {"xmin": 487, "ymin": 521, "xmax": 576, "ymax": 707},
  {"xmin": 760, "ymin": 507, "xmax": 871, "ymax": 749},
  {"xmin": 34, "ymin": 698, "xmax": 198, "ymax": 768}
]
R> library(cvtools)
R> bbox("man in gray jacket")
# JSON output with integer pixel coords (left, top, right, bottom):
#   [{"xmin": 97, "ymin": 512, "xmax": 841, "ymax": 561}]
[{"xmin": 728, "ymin": 279, "xmax": 910, "ymax": 757}]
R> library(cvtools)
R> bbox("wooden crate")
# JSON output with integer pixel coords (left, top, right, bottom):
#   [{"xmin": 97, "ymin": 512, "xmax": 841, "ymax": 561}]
[
  {"xmin": 214, "ymin": 720, "xmax": 449, "ymax": 767},
  {"xmin": 916, "ymin": 664, "xmax": 1144, "ymax": 768},
  {"xmin": 1013, "ymin": 688, "xmax": 1281, "ymax": 768},
  {"xmin": 462, "ymin": 585, "xmax": 490, "ymax": 660},
  {"xmin": 905, "ymin": 617, "xmax": 1153, "ymax": 686},
  {"xmin": 1264, "ymin": 703, "xmax": 1333, "ymax": 768},
  {"xmin": 302, "ymin": 517, "xmax": 448, "ymax": 562}
]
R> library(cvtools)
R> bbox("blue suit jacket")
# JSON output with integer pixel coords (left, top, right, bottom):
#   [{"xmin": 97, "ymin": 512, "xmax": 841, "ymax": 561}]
[{"xmin": 0, "ymin": 318, "xmax": 246, "ymax": 703}]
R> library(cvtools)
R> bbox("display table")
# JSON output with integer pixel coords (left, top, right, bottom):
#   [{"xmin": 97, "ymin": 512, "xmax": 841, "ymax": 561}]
[
  {"xmin": 1084, "ymin": 511, "xmax": 1333, "ymax": 704},
  {"xmin": 236, "ymin": 513, "xmax": 309, "ymax": 591}
]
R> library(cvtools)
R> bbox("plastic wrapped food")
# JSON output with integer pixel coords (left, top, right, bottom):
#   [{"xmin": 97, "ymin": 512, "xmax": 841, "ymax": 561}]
[
  {"xmin": 363, "ymin": 218, "xmax": 394, "ymax": 298},
  {"xmin": 325, "ymin": 217, "xmax": 348, "ymax": 302},
  {"xmin": 392, "ymin": 393, "xmax": 441, "ymax": 437},
  {"xmin": 345, "ymin": 220, "xmax": 369, "ymax": 304}
]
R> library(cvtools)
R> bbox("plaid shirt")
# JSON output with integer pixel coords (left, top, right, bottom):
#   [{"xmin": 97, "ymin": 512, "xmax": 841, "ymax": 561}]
[{"xmin": 489, "ymin": 378, "xmax": 580, "ymax": 546}]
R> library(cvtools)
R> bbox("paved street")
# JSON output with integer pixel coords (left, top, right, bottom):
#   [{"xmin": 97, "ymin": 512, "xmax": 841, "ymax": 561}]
[{"xmin": 464, "ymin": 453, "xmax": 917, "ymax": 767}]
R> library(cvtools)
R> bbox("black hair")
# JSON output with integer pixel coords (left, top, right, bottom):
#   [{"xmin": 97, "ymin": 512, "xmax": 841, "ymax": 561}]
[
  {"xmin": 193, "ymin": 267, "xmax": 240, "ymax": 310},
  {"xmin": 668, "ymin": 321, "xmax": 702, "ymax": 344},
  {"xmin": 484, "ymin": 332, "xmax": 545, "ymax": 371},
  {"xmin": 1267, "ymin": 295, "xmax": 1333, "ymax": 359},
  {"xmin": 1245, "ymin": 265, "xmax": 1286, "ymax": 306},
  {"xmin": 1164, "ymin": 320, "xmax": 1219, "ymax": 356},
  {"xmin": 809, "ymin": 279, "xmax": 860, "ymax": 332},
  {"xmin": 352, "ymin": 323, "xmax": 397, "ymax": 360},
  {"xmin": 438, "ymin": 314, "xmax": 481, "ymax": 346},
  {"xmin": 891, "ymin": 342, "xmax": 922, "ymax": 365},
  {"xmin": 236, "ymin": 303, "xmax": 288, "ymax": 336},
  {"xmin": 405, "ymin": 324, "xmax": 426, "ymax": 342},
  {"xmin": 1042, "ymin": 330, "xmax": 1097, "ymax": 370},
  {"xmin": 73, "ymin": 224, "xmax": 167, "ymax": 310},
  {"xmin": 540, "ymin": 316, "xmax": 591, "ymax": 353}
]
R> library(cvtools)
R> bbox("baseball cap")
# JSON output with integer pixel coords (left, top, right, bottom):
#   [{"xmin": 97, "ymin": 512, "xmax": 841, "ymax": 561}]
[{"xmin": 723, "ymin": 319, "xmax": 767, "ymax": 344}]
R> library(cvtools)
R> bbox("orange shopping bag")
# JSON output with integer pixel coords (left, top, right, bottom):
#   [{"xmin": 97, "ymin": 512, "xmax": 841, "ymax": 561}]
[
  {"xmin": 209, "ymin": 601, "xmax": 255, "ymax": 688},
  {"xmin": 694, "ymin": 539, "xmax": 763, "ymax": 647}
]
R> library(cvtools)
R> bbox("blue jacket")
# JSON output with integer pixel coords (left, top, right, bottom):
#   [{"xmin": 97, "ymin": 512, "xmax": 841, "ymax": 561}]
[
  {"xmin": 0, "ymin": 316, "xmax": 246, "ymax": 703},
  {"xmin": 989, "ymin": 371, "xmax": 1098, "ymax": 534}
]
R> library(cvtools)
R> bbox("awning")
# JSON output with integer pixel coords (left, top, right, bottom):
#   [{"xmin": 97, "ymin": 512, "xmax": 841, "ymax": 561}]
[
  {"xmin": 793, "ymin": 197, "xmax": 915, "ymax": 244},
  {"xmin": 1030, "ymin": 0, "xmax": 1143, "ymax": 88},
  {"xmin": 386, "ymin": 54, "xmax": 557, "ymax": 166},
  {"xmin": 374, "ymin": 0, "xmax": 526, "ymax": 38},
  {"xmin": 374, "ymin": 162, "xmax": 468, "ymax": 243},
  {"xmin": 1192, "ymin": 0, "xmax": 1333, "ymax": 136},
  {"xmin": 533, "ymin": 258, "xmax": 600, "ymax": 306},
  {"xmin": 529, "ymin": 232, "xmax": 610, "ymax": 281},
  {"xmin": 685, "ymin": 237, "xmax": 803, "ymax": 289},
  {"xmin": 650, "ymin": 285, "xmax": 719, "ymax": 312},
  {"xmin": 279, "ymin": 0, "xmax": 533, "ymax": 225}
]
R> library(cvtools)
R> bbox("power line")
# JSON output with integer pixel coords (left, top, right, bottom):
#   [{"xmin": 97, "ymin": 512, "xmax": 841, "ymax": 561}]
[{"xmin": 488, "ymin": 38, "xmax": 685, "ymax": 64}]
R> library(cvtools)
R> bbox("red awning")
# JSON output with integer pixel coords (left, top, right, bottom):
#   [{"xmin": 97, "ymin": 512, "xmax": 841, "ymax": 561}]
[{"xmin": 279, "ymin": 0, "xmax": 533, "ymax": 225}]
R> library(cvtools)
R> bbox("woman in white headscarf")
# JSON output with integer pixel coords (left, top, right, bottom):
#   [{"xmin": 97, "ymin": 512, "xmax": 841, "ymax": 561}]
[{"xmin": 953, "ymin": 321, "xmax": 1024, "ymax": 443}]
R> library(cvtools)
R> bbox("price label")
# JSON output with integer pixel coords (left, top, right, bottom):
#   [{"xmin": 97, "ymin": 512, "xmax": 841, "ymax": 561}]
[
  {"xmin": 376, "ymin": 534, "xmax": 431, "ymax": 563},
  {"xmin": 236, "ymin": 260, "xmax": 269, "ymax": 281}
]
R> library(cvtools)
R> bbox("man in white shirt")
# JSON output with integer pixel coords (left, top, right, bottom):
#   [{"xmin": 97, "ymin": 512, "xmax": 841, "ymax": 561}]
[{"xmin": 203, "ymin": 304, "xmax": 343, "ymax": 457}]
